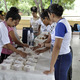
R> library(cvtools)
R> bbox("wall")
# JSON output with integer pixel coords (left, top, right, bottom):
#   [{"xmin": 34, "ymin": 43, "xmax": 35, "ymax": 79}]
[
  {"xmin": 16, "ymin": 20, "xmax": 30, "ymax": 29},
  {"xmin": 16, "ymin": 20, "xmax": 80, "ymax": 30},
  {"xmin": 68, "ymin": 20, "xmax": 80, "ymax": 26}
]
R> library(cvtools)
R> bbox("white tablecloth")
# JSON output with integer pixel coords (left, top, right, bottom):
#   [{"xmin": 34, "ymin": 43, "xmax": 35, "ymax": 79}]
[{"xmin": 0, "ymin": 50, "xmax": 55, "ymax": 80}]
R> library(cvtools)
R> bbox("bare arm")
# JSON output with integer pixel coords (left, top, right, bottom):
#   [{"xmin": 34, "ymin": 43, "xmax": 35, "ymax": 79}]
[
  {"xmin": 44, "ymin": 38, "xmax": 63, "ymax": 74},
  {"xmin": 38, "ymin": 25, "xmax": 41, "ymax": 35},
  {"xmin": 32, "ymin": 32, "xmax": 51, "ymax": 50},
  {"xmin": 44, "ymin": 42, "xmax": 51, "ymax": 48},
  {"xmin": 44, "ymin": 33, "xmax": 51, "ymax": 43},
  {"xmin": 9, "ymin": 30, "xmax": 28, "ymax": 47},
  {"xmin": 38, "ymin": 34, "xmax": 51, "ymax": 48},
  {"xmin": 31, "ymin": 46, "xmax": 41, "ymax": 51},
  {"xmin": 3, "ymin": 45, "xmax": 8, "ymax": 49},
  {"xmin": 5, "ymin": 43, "xmax": 27, "ymax": 58},
  {"xmin": 50, "ymin": 38, "xmax": 62, "ymax": 71},
  {"xmin": 35, "ymin": 47, "xmax": 50, "ymax": 55}
]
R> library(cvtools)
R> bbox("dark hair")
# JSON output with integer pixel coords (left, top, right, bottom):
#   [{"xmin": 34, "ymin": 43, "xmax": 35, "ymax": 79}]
[
  {"xmin": 31, "ymin": 6, "xmax": 37, "ymax": 12},
  {"xmin": 0, "ymin": 11, "xmax": 5, "ymax": 16},
  {"xmin": 41, "ymin": 8, "xmax": 45, "ymax": 12},
  {"xmin": 48, "ymin": 4, "xmax": 64, "ymax": 17},
  {"xmin": 40, "ymin": 9, "xmax": 49, "ymax": 19},
  {"xmin": 5, "ymin": 7, "xmax": 21, "ymax": 20}
]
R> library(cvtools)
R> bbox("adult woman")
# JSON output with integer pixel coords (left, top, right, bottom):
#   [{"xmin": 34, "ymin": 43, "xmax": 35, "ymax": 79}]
[
  {"xmin": 1, "ymin": 7, "xmax": 29, "ymax": 62},
  {"xmin": 30, "ymin": 6, "xmax": 41, "ymax": 38},
  {"xmin": 44, "ymin": 4, "xmax": 72, "ymax": 80},
  {"xmin": 0, "ymin": 7, "xmax": 27, "ymax": 59}
]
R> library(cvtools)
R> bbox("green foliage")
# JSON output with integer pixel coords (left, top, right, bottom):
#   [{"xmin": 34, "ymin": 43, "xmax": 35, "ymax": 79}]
[
  {"xmin": 0, "ymin": 0, "xmax": 18, "ymax": 12},
  {"xmin": 18, "ymin": 0, "xmax": 36, "ymax": 16},
  {"xmin": 0, "ymin": 0, "xmax": 75, "ymax": 16},
  {"xmin": 56, "ymin": 0, "xmax": 75, "ymax": 9},
  {"xmin": 0, "ymin": 0, "xmax": 6, "ymax": 11},
  {"xmin": 42, "ymin": 0, "xmax": 50, "ymax": 9},
  {"xmin": 6, "ymin": 0, "xmax": 19, "ymax": 6},
  {"xmin": 18, "ymin": 2, "xmax": 31, "ymax": 16}
]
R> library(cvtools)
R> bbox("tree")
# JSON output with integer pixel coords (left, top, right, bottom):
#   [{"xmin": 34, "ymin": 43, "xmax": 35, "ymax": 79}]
[
  {"xmin": 6, "ymin": 0, "xmax": 19, "ymax": 6},
  {"xmin": 18, "ymin": 0, "xmax": 36, "ymax": 16},
  {"xmin": 33, "ymin": 0, "xmax": 50, "ymax": 15},
  {"xmin": 0, "ymin": 0, "xmax": 75, "ymax": 16},
  {"xmin": 33, "ymin": 0, "xmax": 75, "ymax": 15},
  {"xmin": 3, "ymin": 0, "xmax": 8, "ymax": 12},
  {"xmin": 0, "ymin": 0, "xmax": 19, "ymax": 12},
  {"xmin": 33, "ymin": 0, "xmax": 41, "ymax": 15},
  {"xmin": 53, "ymin": 0, "xmax": 75, "ymax": 9}
]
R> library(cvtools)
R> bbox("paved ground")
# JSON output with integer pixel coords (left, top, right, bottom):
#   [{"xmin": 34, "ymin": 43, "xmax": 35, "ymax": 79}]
[
  {"xmin": 17, "ymin": 30, "xmax": 80, "ymax": 80},
  {"xmin": 71, "ymin": 35, "xmax": 80, "ymax": 80}
]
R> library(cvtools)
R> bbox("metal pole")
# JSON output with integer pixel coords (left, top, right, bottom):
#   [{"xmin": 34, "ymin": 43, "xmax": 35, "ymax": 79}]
[{"xmin": 50, "ymin": 0, "xmax": 52, "ymax": 5}]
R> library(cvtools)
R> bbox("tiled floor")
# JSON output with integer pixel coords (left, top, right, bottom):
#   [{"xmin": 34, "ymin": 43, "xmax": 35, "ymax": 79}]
[{"xmin": 17, "ymin": 30, "xmax": 80, "ymax": 80}]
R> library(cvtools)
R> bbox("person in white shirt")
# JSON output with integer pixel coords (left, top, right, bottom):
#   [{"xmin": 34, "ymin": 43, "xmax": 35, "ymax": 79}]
[
  {"xmin": 0, "ymin": 11, "xmax": 5, "ymax": 22},
  {"xmin": 13, "ymin": 26, "xmax": 20, "ymax": 41},
  {"xmin": 32, "ymin": 8, "xmax": 72, "ymax": 80},
  {"xmin": 30, "ymin": 6, "xmax": 41, "ymax": 38},
  {"xmin": 31, "ymin": 9, "xmax": 56, "ymax": 54},
  {"xmin": 0, "ymin": 7, "xmax": 27, "ymax": 58},
  {"xmin": 44, "ymin": 4, "xmax": 72, "ymax": 80}
]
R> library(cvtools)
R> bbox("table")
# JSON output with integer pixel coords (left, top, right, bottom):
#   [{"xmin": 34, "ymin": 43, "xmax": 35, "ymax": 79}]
[{"xmin": 0, "ymin": 50, "xmax": 55, "ymax": 80}]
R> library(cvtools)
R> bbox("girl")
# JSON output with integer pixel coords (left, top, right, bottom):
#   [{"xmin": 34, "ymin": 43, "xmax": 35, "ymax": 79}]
[
  {"xmin": 0, "ymin": 11, "xmax": 5, "ymax": 22},
  {"xmin": 44, "ymin": 4, "xmax": 72, "ymax": 80},
  {"xmin": 30, "ymin": 6, "xmax": 41, "ymax": 38},
  {"xmin": 1, "ymin": 7, "xmax": 29, "ymax": 62},
  {"xmin": 0, "ymin": 7, "xmax": 27, "ymax": 59},
  {"xmin": 31, "ymin": 10, "xmax": 56, "ymax": 54}
]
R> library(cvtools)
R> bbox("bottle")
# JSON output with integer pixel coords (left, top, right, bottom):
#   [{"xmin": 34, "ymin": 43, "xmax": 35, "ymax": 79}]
[
  {"xmin": 30, "ymin": 32, "xmax": 34, "ymax": 46},
  {"xmin": 32, "ymin": 32, "xmax": 34, "ymax": 46},
  {"xmin": 27, "ymin": 30, "xmax": 30, "ymax": 45}
]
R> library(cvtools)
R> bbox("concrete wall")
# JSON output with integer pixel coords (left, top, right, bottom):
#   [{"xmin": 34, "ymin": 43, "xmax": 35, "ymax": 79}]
[
  {"xmin": 69, "ymin": 20, "xmax": 80, "ymax": 26},
  {"xmin": 16, "ymin": 20, "xmax": 80, "ymax": 30},
  {"xmin": 16, "ymin": 20, "xmax": 30, "ymax": 29}
]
